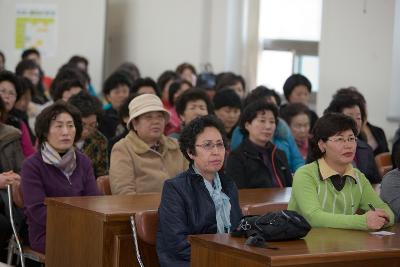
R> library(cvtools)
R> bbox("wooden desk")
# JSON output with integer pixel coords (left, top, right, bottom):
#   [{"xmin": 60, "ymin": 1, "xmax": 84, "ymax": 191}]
[
  {"xmin": 190, "ymin": 225, "xmax": 400, "ymax": 267},
  {"xmin": 45, "ymin": 188, "xmax": 291, "ymax": 267}
]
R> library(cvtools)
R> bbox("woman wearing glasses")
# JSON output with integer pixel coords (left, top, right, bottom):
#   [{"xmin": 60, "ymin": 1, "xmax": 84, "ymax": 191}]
[
  {"xmin": 226, "ymin": 101, "xmax": 292, "ymax": 189},
  {"xmin": 288, "ymin": 113, "xmax": 394, "ymax": 230},
  {"xmin": 157, "ymin": 115, "xmax": 242, "ymax": 267}
]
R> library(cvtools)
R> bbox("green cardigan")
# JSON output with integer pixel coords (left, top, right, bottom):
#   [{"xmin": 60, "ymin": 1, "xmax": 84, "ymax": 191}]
[{"xmin": 288, "ymin": 161, "xmax": 394, "ymax": 230}]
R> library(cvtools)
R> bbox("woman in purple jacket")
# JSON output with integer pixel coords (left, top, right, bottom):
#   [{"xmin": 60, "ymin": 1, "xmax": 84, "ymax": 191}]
[{"xmin": 21, "ymin": 101, "xmax": 101, "ymax": 253}]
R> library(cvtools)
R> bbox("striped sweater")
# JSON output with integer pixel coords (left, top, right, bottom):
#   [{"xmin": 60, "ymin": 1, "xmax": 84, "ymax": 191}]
[{"xmin": 288, "ymin": 160, "xmax": 394, "ymax": 230}]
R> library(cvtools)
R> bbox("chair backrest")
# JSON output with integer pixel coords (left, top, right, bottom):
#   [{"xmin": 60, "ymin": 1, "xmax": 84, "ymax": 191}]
[
  {"xmin": 242, "ymin": 202, "xmax": 288, "ymax": 216},
  {"xmin": 375, "ymin": 152, "xmax": 393, "ymax": 177},
  {"xmin": 130, "ymin": 210, "xmax": 160, "ymax": 267},
  {"xmin": 96, "ymin": 176, "xmax": 111, "ymax": 195}
]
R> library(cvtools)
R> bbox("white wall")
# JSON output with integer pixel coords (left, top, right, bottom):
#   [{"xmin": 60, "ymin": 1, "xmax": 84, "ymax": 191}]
[
  {"xmin": 0, "ymin": 0, "xmax": 106, "ymax": 92},
  {"xmin": 318, "ymin": 0, "xmax": 398, "ymax": 139},
  {"xmin": 105, "ymin": 0, "xmax": 254, "ymax": 82}
]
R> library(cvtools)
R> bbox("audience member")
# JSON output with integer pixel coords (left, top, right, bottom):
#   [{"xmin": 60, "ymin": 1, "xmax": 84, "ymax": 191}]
[
  {"xmin": 280, "ymin": 103, "xmax": 311, "ymax": 160},
  {"xmin": 380, "ymin": 152, "xmax": 400, "ymax": 222},
  {"xmin": 157, "ymin": 115, "xmax": 242, "ymax": 266},
  {"xmin": 283, "ymin": 74, "xmax": 318, "ymax": 129},
  {"xmin": 109, "ymin": 94, "xmax": 188, "ymax": 195},
  {"xmin": 99, "ymin": 71, "xmax": 132, "ymax": 140},
  {"xmin": 213, "ymin": 88, "xmax": 241, "ymax": 141},
  {"xmin": 0, "ymin": 97, "xmax": 24, "ymax": 261},
  {"xmin": 288, "ymin": 113, "xmax": 394, "ymax": 230},
  {"xmin": 324, "ymin": 96, "xmax": 381, "ymax": 183},
  {"xmin": 226, "ymin": 101, "xmax": 292, "ymax": 188},
  {"xmin": 157, "ymin": 70, "xmax": 179, "ymax": 107},
  {"xmin": 215, "ymin": 72, "xmax": 246, "ymax": 99},
  {"xmin": 51, "ymin": 79, "xmax": 84, "ymax": 102},
  {"xmin": 68, "ymin": 55, "xmax": 97, "ymax": 96},
  {"xmin": 15, "ymin": 59, "xmax": 49, "ymax": 105},
  {"xmin": 176, "ymin": 62, "xmax": 197, "ymax": 86},
  {"xmin": 131, "ymin": 77, "xmax": 160, "ymax": 96},
  {"xmin": 164, "ymin": 79, "xmax": 192, "ymax": 135},
  {"xmin": 68, "ymin": 92, "xmax": 109, "ymax": 179},
  {"xmin": 21, "ymin": 48, "xmax": 53, "ymax": 92},
  {"xmin": 334, "ymin": 87, "xmax": 389, "ymax": 156},
  {"xmin": 0, "ymin": 71, "xmax": 35, "ymax": 157},
  {"xmin": 172, "ymin": 88, "xmax": 213, "ymax": 139},
  {"xmin": 21, "ymin": 101, "xmax": 101, "ymax": 253},
  {"xmin": 231, "ymin": 86, "xmax": 304, "ymax": 172},
  {"xmin": 117, "ymin": 62, "xmax": 141, "ymax": 83}
]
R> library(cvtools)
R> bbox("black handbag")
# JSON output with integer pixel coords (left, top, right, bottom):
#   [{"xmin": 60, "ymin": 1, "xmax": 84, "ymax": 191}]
[{"xmin": 231, "ymin": 210, "xmax": 311, "ymax": 248}]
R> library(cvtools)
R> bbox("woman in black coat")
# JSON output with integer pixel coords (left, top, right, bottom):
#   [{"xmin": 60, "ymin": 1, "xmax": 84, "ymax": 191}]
[
  {"xmin": 226, "ymin": 101, "xmax": 292, "ymax": 189},
  {"xmin": 156, "ymin": 115, "xmax": 242, "ymax": 267}
]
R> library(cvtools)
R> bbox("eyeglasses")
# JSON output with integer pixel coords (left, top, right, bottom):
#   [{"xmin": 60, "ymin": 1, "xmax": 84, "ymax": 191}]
[
  {"xmin": 327, "ymin": 136, "xmax": 357, "ymax": 144},
  {"xmin": 0, "ymin": 89, "xmax": 17, "ymax": 97},
  {"xmin": 195, "ymin": 141, "xmax": 225, "ymax": 151}
]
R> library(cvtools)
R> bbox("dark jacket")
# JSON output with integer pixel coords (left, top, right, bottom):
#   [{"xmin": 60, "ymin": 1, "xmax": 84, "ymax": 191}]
[
  {"xmin": 0, "ymin": 123, "xmax": 24, "ymax": 172},
  {"xmin": 359, "ymin": 122, "xmax": 389, "ymax": 156},
  {"xmin": 354, "ymin": 139, "xmax": 381, "ymax": 184},
  {"xmin": 226, "ymin": 138, "xmax": 292, "ymax": 189},
  {"xmin": 98, "ymin": 107, "xmax": 119, "ymax": 141},
  {"xmin": 156, "ymin": 167, "xmax": 242, "ymax": 267}
]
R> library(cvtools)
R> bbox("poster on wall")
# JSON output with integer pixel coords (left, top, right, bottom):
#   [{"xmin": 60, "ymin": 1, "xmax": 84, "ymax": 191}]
[{"xmin": 15, "ymin": 4, "xmax": 57, "ymax": 57}]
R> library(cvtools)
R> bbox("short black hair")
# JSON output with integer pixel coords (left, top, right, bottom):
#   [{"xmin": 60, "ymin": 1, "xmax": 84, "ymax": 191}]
[
  {"xmin": 324, "ymin": 95, "xmax": 365, "ymax": 123},
  {"xmin": 239, "ymin": 101, "xmax": 278, "ymax": 136},
  {"xmin": 157, "ymin": 70, "xmax": 178, "ymax": 93},
  {"xmin": 103, "ymin": 71, "xmax": 133, "ymax": 96},
  {"xmin": 179, "ymin": 114, "xmax": 227, "ymax": 163},
  {"xmin": 0, "ymin": 70, "xmax": 22, "ymax": 101},
  {"xmin": 117, "ymin": 62, "xmax": 141, "ymax": 82},
  {"xmin": 51, "ymin": 65, "xmax": 86, "ymax": 97},
  {"xmin": 280, "ymin": 103, "xmax": 310, "ymax": 126},
  {"xmin": 333, "ymin": 87, "xmax": 367, "ymax": 120},
  {"xmin": 35, "ymin": 100, "xmax": 82, "ymax": 146},
  {"xmin": 243, "ymin": 86, "xmax": 281, "ymax": 107},
  {"xmin": 68, "ymin": 91, "xmax": 102, "ymax": 118},
  {"xmin": 68, "ymin": 55, "xmax": 89, "ymax": 69},
  {"xmin": 308, "ymin": 113, "xmax": 358, "ymax": 162},
  {"xmin": 0, "ymin": 51, "xmax": 5, "ymax": 63},
  {"xmin": 18, "ymin": 77, "xmax": 34, "ymax": 96},
  {"xmin": 168, "ymin": 79, "xmax": 193, "ymax": 106},
  {"xmin": 283, "ymin": 74, "xmax": 312, "ymax": 101},
  {"xmin": 215, "ymin": 72, "xmax": 246, "ymax": 92},
  {"xmin": 131, "ymin": 77, "xmax": 160, "ymax": 97},
  {"xmin": 15, "ymin": 59, "xmax": 40, "ymax": 76},
  {"xmin": 51, "ymin": 79, "xmax": 84, "ymax": 101},
  {"xmin": 213, "ymin": 88, "xmax": 242, "ymax": 110},
  {"xmin": 21, "ymin": 48, "xmax": 40, "ymax": 60},
  {"xmin": 176, "ymin": 63, "xmax": 197, "ymax": 76},
  {"xmin": 175, "ymin": 88, "xmax": 214, "ymax": 116},
  {"xmin": 118, "ymin": 94, "xmax": 138, "ymax": 124}
]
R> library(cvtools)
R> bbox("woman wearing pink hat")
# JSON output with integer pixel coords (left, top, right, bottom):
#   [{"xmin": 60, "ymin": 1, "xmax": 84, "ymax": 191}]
[{"xmin": 109, "ymin": 94, "xmax": 188, "ymax": 195}]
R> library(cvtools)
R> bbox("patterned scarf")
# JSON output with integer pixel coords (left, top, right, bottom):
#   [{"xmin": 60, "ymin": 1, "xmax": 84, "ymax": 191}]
[
  {"xmin": 193, "ymin": 164, "xmax": 231, "ymax": 233},
  {"xmin": 41, "ymin": 142, "xmax": 77, "ymax": 180}
]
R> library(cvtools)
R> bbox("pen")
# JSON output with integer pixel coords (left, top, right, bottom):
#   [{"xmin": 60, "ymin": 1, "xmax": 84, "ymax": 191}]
[{"xmin": 368, "ymin": 203, "xmax": 376, "ymax": 211}]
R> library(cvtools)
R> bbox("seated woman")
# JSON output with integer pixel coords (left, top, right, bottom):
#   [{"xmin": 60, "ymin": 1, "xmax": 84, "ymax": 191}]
[
  {"xmin": 226, "ymin": 101, "xmax": 292, "ymax": 189},
  {"xmin": 157, "ymin": 115, "xmax": 242, "ymax": 267},
  {"xmin": 280, "ymin": 103, "xmax": 311, "ymax": 160},
  {"xmin": 324, "ymin": 95, "xmax": 381, "ymax": 183},
  {"xmin": 0, "ymin": 97, "xmax": 24, "ymax": 261},
  {"xmin": 289, "ymin": 113, "xmax": 394, "ymax": 230},
  {"xmin": 21, "ymin": 101, "xmax": 101, "ymax": 253},
  {"xmin": 68, "ymin": 92, "xmax": 109, "ymax": 179},
  {"xmin": 380, "ymin": 152, "xmax": 400, "ymax": 222},
  {"xmin": 109, "ymin": 94, "xmax": 188, "ymax": 195}
]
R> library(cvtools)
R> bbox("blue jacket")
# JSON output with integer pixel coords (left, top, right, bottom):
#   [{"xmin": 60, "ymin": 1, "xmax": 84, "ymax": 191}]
[
  {"xmin": 156, "ymin": 167, "xmax": 242, "ymax": 267},
  {"xmin": 230, "ymin": 118, "xmax": 304, "ymax": 173}
]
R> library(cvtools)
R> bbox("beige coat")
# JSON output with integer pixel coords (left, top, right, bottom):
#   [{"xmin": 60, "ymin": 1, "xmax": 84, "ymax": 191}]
[{"xmin": 109, "ymin": 131, "xmax": 188, "ymax": 195}]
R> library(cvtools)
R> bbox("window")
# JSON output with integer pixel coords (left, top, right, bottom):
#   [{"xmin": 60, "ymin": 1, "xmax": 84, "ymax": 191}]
[{"xmin": 257, "ymin": 0, "xmax": 322, "ymax": 94}]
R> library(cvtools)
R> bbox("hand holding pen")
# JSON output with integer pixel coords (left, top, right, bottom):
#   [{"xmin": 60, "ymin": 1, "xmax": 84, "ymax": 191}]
[{"xmin": 366, "ymin": 203, "xmax": 390, "ymax": 230}]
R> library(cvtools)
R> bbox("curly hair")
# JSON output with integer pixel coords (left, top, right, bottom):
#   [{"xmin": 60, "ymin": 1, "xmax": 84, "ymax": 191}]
[
  {"xmin": 239, "ymin": 101, "xmax": 278, "ymax": 136},
  {"xmin": 179, "ymin": 115, "xmax": 227, "ymax": 163}
]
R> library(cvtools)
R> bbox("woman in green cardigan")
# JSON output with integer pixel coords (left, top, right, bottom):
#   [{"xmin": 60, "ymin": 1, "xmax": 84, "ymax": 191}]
[{"xmin": 288, "ymin": 113, "xmax": 394, "ymax": 230}]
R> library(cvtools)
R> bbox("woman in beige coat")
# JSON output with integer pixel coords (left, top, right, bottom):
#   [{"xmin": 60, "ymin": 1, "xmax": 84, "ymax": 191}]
[{"xmin": 109, "ymin": 94, "xmax": 188, "ymax": 195}]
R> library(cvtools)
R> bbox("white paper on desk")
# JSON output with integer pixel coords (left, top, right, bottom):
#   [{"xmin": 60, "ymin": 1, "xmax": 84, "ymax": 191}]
[{"xmin": 370, "ymin": 231, "xmax": 396, "ymax": 236}]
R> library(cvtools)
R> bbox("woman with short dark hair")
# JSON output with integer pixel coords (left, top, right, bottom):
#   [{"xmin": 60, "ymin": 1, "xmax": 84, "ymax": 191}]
[
  {"xmin": 289, "ymin": 113, "xmax": 394, "ymax": 230},
  {"xmin": 157, "ymin": 115, "xmax": 242, "ymax": 267},
  {"xmin": 226, "ymin": 101, "xmax": 292, "ymax": 189},
  {"xmin": 21, "ymin": 101, "xmax": 101, "ymax": 253}
]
